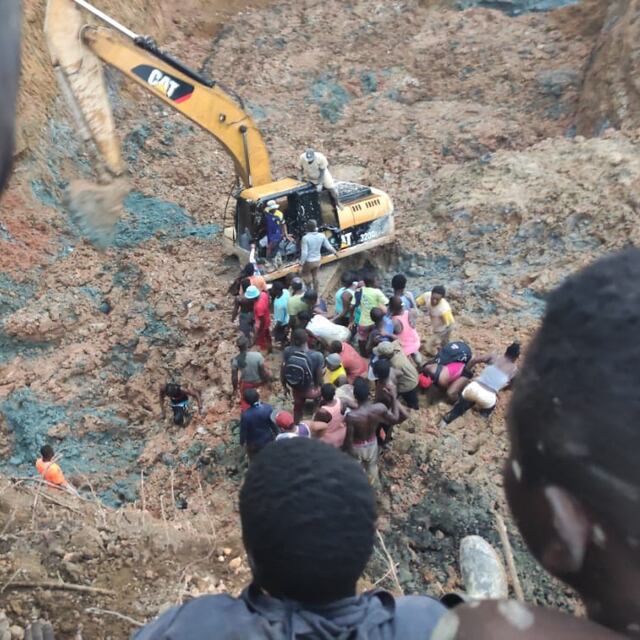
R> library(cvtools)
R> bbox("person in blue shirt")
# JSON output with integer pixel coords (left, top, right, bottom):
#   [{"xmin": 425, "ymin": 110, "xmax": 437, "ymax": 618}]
[
  {"xmin": 264, "ymin": 200, "xmax": 292, "ymax": 260},
  {"xmin": 271, "ymin": 281, "xmax": 290, "ymax": 347},
  {"xmin": 239, "ymin": 388, "xmax": 278, "ymax": 461}
]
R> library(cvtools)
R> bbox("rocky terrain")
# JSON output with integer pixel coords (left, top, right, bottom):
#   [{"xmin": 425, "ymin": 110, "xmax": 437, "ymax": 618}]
[{"xmin": 0, "ymin": 0, "xmax": 638, "ymax": 636}]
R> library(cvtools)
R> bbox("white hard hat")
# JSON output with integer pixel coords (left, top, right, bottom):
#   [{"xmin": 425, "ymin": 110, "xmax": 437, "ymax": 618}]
[{"xmin": 266, "ymin": 200, "xmax": 278, "ymax": 210}]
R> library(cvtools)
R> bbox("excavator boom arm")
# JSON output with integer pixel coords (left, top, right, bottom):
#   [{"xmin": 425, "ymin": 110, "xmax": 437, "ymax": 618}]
[{"xmin": 45, "ymin": 0, "xmax": 272, "ymax": 188}]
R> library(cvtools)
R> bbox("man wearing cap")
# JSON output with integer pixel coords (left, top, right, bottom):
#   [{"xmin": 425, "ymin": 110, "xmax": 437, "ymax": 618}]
[
  {"xmin": 273, "ymin": 409, "xmax": 312, "ymax": 441},
  {"xmin": 324, "ymin": 353, "xmax": 348, "ymax": 387},
  {"xmin": 374, "ymin": 341, "xmax": 420, "ymax": 410},
  {"xmin": 299, "ymin": 147, "xmax": 341, "ymax": 210},
  {"xmin": 264, "ymin": 200, "xmax": 292, "ymax": 260},
  {"xmin": 416, "ymin": 285, "xmax": 455, "ymax": 355},
  {"xmin": 240, "ymin": 388, "xmax": 278, "ymax": 460},
  {"xmin": 300, "ymin": 219, "xmax": 338, "ymax": 293},
  {"xmin": 232, "ymin": 281, "xmax": 261, "ymax": 341}
]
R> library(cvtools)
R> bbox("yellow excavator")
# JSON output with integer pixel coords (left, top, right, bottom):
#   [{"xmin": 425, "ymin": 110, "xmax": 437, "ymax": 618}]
[{"xmin": 44, "ymin": 0, "xmax": 395, "ymax": 278}]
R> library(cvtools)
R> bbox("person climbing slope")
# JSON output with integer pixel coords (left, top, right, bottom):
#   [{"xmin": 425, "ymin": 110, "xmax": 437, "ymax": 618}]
[
  {"xmin": 253, "ymin": 287, "xmax": 272, "ymax": 353},
  {"xmin": 159, "ymin": 382, "xmax": 203, "ymax": 426},
  {"xmin": 240, "ymin": 389, "xmax": 278, "ymax": 461},
  {"xmin": 232, "ymin": 281, "xmax": 260, "ymax": 341}
]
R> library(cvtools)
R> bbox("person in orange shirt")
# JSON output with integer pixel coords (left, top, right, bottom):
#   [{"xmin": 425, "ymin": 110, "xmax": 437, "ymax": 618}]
[{"xmin": 35, "ymin": 445, "xmax": 77, "ymax": 495}]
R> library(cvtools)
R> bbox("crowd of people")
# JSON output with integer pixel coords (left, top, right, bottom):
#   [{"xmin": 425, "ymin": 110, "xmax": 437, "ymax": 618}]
[
  {"xmin": 228, "ymin": 260, "xmax": 520, "ymax": 487},
  {"xmin": 136, "ymin": 249, "xmax": 640, "ymax": 640}
]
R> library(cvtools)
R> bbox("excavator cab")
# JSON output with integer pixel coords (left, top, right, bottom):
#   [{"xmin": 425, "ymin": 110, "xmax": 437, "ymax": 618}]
[
  {"xmin": 225, "ymin": 178, "xmax": 395, "ymax": 279},
  {"xmin": 44, "ymin": 0, "xmax": 395, "ymax": 269}
]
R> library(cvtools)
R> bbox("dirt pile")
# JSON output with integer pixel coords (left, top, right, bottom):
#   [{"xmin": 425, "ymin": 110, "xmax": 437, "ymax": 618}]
[
  {"xmin": 576, "ymin": 0, "xmax": 640, "ymax": 133},
  {"xmin": 0, "ymin": 0, "xmax": 638, "ymax": 633}
]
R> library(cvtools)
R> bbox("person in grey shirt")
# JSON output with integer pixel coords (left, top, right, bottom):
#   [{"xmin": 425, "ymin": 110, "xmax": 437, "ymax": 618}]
[
  {"xmin": 300, "ymin": 219, "xmax": 337, "ymax": 292},
  {"xmin": 134, "ymin": 438, "xmax": 445, "ymax": 639}
]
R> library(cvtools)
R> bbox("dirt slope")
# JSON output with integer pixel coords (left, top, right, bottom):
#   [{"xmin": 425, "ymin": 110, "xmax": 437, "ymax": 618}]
[{"xmin": 0, "ymin": 0, "xmax": 638, "ymax": 636}]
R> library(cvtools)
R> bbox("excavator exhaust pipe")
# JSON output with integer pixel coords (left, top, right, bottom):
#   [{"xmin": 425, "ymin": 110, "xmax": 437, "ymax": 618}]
[{"xmin": 45, "ymin": 0, "xmax": 128, "ymax": 248}]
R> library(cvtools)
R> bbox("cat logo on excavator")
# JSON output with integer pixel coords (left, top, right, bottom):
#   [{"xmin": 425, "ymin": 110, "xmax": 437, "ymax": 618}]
[{"xmin": 131, "ymin": 64, "xmax": 194, "ymax": 103}]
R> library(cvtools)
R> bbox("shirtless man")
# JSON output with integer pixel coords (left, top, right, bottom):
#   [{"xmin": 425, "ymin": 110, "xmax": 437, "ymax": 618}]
[
  {"xmin": 344, "ymin": 377, "xmax": 401, "ymax": 486},
  {"xmin": 372, "ymin": 359, "xmax": 408, "ymax": 445},
  {"xmin": 441, "ymin": 343, "xmax": 520, "ymax": 426},
  {"xmin": 159, "ymin": 382, "xmax": 204, "ymax": 426}
]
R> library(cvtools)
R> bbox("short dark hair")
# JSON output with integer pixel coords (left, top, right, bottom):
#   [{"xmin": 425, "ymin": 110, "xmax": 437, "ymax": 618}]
[
  {"xmin": 303, "ymin": 289, "xmax": 318, "ymax": 303},
  {"xmin": 165, "ymin": 383, "xmax": 181, "ymax": 397},
  {"xmin": 391, "ymin": 274, "xmax": 407, "ymax": 291},
  {"xmin": 508, "ymin": 249, "xmax": 640, "ymax": 538},
  {"xmin": 241, "ymin": 263, "xmax": 255, "ymax": 277},
  {"xmin": 236, "ymin": 335, "xmax": 249, "ymax": 350},
  {"xmin": 389, "ymin": 295, "xmax": 403, "ymax": 314},
  {"xmin": 305, "ymin": 219, "xmax": 318, "ymax": 232},
  {"xmin": 291, "ymin": 279, "xmax": 304, "ymax": 292},
  {"xmin": 241, "ymin": 277, "xmax": 252, "ymax": 292},
  {"xmin": 505, "ymin": 342, "xmax": 521, "ymax": 360},
  {"xmin": 329, "ymin": 340, "xmax": 342, "ymax": 354},
  {"xmin": 432, "ymin": 285, "xmax": 446, "ymax": 297},
  {"xmin": 321, "ymin": 383, "xmax": 336, "ymax": 402},
  {"xmin": 291, "ymin": 328, "xmax": 308, "ymax": 347},
  {"xmin": 240, "ymin": 438, "xmax": 376, "ymax": 604},
  {"xmin": 40, "ymin": 444, "xmax": 54, "ymax": 461},
  {"xmin": 271, "ymin": 281, "xmax": 284, "ymax": 297},
  {"xmin": 372, "ymin": 358, "xmax": 391, "ymax": 381},
  {"xmin": 363, "ymin": 271, "xmax": 376, "ymax": 287},
  {"xmin": 243, "ymin": 388, "xmax": 260, "ymax": 406},
  {"xmin": 353, "ymin": 377, "xmax": 370, "ymax": 403},
  {"xmin": 370, "ymin": 307, "xmax": 385, "ymax": 324}
]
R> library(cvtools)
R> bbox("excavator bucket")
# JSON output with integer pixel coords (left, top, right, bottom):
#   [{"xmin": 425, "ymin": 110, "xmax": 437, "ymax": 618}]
[{"xmin": 45, "ymin": 0, "xmax": 128, "ymax": 247}]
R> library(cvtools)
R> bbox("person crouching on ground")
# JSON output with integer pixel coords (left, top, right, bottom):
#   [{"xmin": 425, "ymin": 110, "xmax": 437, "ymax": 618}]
[
  {"xmin": 35, "ymin": 445, "xmax": 78, "ymax": 496},
  {"xmin": 441, "ymin": 343, "xmax": 519, "ymax": 427},
  {"xmin": 135, "ymin": 438, "xmax": 446, "ymax": 639},
  {"xmin": 430, "ymin": 250, "xmax": 640, "ymax": 640},
  {"xmin": 324, "ymin": 353, "xmax": 348, "ymax": 387},
  {"xmin": 373, "ymin": 341, "xmax": 420, "ymax": 410}
]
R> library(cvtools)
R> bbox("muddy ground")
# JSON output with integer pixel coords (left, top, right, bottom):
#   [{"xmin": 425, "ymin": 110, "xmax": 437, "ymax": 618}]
[{"xmin": 0, "ymin": 0, "xmax": 637, "ymax": 636}]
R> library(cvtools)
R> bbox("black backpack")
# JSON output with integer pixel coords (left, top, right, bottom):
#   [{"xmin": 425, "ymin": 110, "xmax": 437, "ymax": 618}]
[
  {"xmin": 435, "ymin": 341, "xmax": 473, "ymax": 366},
  {"xmin": 284, "ymin": 351, "xmax": 314, "ymax": 389}
]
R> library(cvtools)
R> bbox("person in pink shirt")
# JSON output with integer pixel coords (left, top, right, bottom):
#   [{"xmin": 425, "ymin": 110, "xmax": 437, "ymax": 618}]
[
  {"xmin": 328, "ymin": 340, "xmax": 368, "ymax": 383},
  {"xmin": 389, "ymin": 296, "xmax": 421, "ymax": 365},
  {"xmin": 314, "ymin": 384, "xmax": 346, "ymax": 448},
  {"xmin": 253, "ymin": 289, "xmax": 272, "ymax": 353}
]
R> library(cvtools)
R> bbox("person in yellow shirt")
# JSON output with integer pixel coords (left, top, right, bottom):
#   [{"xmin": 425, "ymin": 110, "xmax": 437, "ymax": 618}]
[
  {"xmin": 324, "ymin": 354, "xmax": 348, "ymax": 387},
  {"xmin": 35, "ymin": 445, "xmax": 77, "ymax": 495},
  {"xmin": 416, "ymin": 285, "xmax": 455, "ymax": 355}
]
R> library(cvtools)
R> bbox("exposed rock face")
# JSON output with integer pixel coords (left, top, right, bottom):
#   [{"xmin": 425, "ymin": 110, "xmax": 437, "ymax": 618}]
[{"xmin": 577, "ymin": 0, "xmax": 640, "ymax": 134}]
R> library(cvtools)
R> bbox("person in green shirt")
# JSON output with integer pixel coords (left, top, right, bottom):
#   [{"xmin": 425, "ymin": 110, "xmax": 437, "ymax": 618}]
[
  {"xmin": 287, "ymin": 277, "xmax": 308, "ymax": 329},
  {"xmin": 356, "ymin": 272, "xmax": 389, "ymax": 353}
]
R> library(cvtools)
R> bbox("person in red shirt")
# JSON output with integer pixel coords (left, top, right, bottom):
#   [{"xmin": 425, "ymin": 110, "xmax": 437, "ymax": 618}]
[
  {"xmin": 328, "ymin": 340, "xmax": 368, "ymax": 383},
  {"xmin": 253, "ymin": 289, "xmax": 272, "ymax": 353},
  {"xmin": 35, "ymin": 445, "xmax": 77, "ymax": 495}
]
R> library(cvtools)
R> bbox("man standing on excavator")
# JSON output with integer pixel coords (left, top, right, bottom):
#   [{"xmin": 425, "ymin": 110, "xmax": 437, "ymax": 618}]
[{"xmin": 299, "ymin": 148, "xmax": 342, "ymax": 210}]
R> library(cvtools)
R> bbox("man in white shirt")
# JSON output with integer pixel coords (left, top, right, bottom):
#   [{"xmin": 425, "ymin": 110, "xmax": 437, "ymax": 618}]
[{"xmin": 299, "ymin": 148, "xmax": 341, "ymax": 209}]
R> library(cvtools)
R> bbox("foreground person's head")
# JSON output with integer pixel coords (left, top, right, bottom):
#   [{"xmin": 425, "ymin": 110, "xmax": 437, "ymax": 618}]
[
  {"xmin": 240, "ymin": 438, "xmax": 376, "ymax": 604},
  {"xmin": 506, "ymin": 249, "xmax": 640, "ymax": 636}
]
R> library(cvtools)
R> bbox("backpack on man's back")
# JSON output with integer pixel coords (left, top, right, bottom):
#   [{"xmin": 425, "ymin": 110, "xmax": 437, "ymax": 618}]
[{"xmin": 284, "ymin": 351, "xmax": 314, "ymax": 389}]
